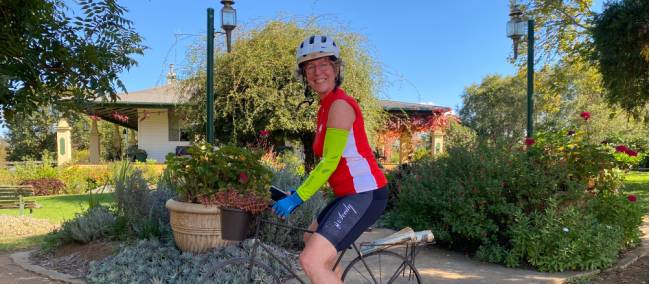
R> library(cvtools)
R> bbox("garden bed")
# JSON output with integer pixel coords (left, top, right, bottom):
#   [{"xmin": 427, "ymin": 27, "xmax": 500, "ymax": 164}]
[{"xmin": 29, "ymin": 241, "xmax": 115, "ymax": 278}]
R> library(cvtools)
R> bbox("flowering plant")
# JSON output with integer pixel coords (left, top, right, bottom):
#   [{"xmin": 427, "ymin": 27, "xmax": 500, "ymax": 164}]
[{"xmin": 165, "ymin": 143, "xmax": 273, "ymax": 213}]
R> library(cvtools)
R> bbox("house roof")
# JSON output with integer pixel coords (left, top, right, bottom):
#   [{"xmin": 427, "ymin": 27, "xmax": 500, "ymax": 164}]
[
  {"xmin": 92, "ymin": 84, "xmax": 185, "ymax": 107},
  {"xmin": 380, "ymin": 100, "xmax": 451, "ymax": 113},
  {"xmin": 85, "ymin": 84, "xmax": 452, "ymax": 130}
]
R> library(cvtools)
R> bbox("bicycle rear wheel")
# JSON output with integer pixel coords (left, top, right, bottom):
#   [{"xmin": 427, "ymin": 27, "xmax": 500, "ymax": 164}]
[
  {"xmin": 341, "ymin": 250, "xmax": 422, "ymax": 284},
  {"xmin": 202, "ymin": 257, "xmax": 280, "ymax": 284}
]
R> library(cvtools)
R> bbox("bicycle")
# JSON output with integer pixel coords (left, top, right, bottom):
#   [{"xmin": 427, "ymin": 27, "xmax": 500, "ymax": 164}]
[{"xmin": 202, "ymin": 208, "xmax": 434, "ymax": 283}]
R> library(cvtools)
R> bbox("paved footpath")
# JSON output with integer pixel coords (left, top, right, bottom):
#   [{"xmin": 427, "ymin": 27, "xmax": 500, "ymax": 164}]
[
  {"xmin": 1, "ymin": 219, "xmax": 647, "ymax": 284},
  {"xmin": 0, "ymin": 252, "xmax": 61, "ymax": 284}
]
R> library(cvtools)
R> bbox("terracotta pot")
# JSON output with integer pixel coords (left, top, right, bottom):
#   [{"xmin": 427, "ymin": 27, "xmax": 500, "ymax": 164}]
[{"xmin": 165, "ymin": 199, "xmax": 234, "ymax": 253}]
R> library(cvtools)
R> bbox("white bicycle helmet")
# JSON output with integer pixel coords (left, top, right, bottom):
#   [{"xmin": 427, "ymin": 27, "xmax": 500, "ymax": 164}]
[{"xmin": 295, "ymin": 35, "xmax": 343, "ymax": 85}]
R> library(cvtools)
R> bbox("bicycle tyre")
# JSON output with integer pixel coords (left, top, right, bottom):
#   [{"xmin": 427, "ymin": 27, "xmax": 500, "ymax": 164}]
[
  {"xmin": 341, "ymin": 250, "xmax": 422, "ymax": 284},
  {"xmin": 203, "ymin": 257, "xmax": 280, "ymax": 284}
]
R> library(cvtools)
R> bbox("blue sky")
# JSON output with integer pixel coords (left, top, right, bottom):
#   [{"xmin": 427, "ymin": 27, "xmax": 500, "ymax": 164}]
[
  {"xmin": 121, "ymin": 0, "xmax": 520, "ymax": 111},
  {"xmin": 0, "ymin": 0, "xmax": 605, "ymax": 137}
]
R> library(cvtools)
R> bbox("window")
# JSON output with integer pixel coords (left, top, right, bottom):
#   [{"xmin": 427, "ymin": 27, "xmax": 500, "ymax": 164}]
[{"xmin": 168, "ymin": 109, "xmax": 190, "ymax": 141}]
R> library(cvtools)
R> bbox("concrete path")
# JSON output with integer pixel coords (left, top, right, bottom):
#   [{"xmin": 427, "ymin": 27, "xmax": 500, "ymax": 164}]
[
  {"xmin": 0, "ymin": 252, "xmax": 61, "ymax": 284},
  {"xmin": 2, "ymin": 219, "xmax": 647, "ymax": 283}
]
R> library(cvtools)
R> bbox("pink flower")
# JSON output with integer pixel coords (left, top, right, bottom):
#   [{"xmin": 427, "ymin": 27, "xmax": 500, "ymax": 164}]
[
  {"xmin": 259, "ymin": 130, "xmax": 270, "ymax": 137},
  {"xmin": 580, "ymin": 111, "xmax": 591, "ymax": 121},
  {"xmin": 238, "ymin": 172, "xmax": 249, "ymax": 184},
  {"xmin": 627, "ymin": 195, "xmax": 637, "ymax": 202},
  {"xmin": 111, "ymin": 112, "xmax": 129, "ymax": 123},
  {"xmin": 525, "ymin": 138, "xmax": 535, "ymax": 146},
  {"xmin": 89, "ymin": 115, "xmax": 101, "ymax": 121}
]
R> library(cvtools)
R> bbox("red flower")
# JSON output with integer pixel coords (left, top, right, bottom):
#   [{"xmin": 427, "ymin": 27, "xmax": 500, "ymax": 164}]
[
  {"xmin": 524, "ymin": 138, "xmax": 535, "ymax": 146},
  {"xmin": 627, "ymin": 195, "xmax": 637, "ymax": 202},
  {"xmin": 625, "ymin": 149, "xmax": 638, "ymax": 157},
  {"xmin": 259, "ymin": 130, "xmax": 270, "ymax": 137},
  {"xmin": 580, "ymin": 111, "xmax": 591, "ymax": 121},
  {"xmin": 615, "ymin": 145, "xmax": 629, "ymax": 153},
  {"xmin": 89, "ymin": 115, "xmax": 101, "ymax": 121},
  {"xmin": 238, "ymin": 171, "xmax": 249, "ymax": 184}
]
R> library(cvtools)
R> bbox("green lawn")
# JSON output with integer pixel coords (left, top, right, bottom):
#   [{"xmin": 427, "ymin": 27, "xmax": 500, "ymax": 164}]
[
  {"xmin": 0, "ymin": 192, "xmax": 115, "ymax": 224},
  {"xmin": 621, "ymin": 170, "xmax": 649, "ymax": 215}
]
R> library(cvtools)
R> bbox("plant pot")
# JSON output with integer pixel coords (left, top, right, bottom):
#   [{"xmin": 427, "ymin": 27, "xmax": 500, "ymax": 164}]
[
  {"xmin": 220, "ymin": 207, "xmax": 253, "ymax": 241},
  {"xmin": 165, "ymin": 199, "xmax": 234, "ymax": 253}
]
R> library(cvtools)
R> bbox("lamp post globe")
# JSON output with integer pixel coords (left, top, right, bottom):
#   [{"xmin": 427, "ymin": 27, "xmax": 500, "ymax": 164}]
[
  {"xmin": 220, "ymin": 0, "xmax": 236, "ymax": 52},
  {"xmin": 506, "ymin": 3, "xmax": 534, "ymax": 138}
]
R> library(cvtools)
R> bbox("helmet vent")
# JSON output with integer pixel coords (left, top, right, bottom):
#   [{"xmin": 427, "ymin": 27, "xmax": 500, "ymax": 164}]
[
  {"xmin": 309, "ymin": 36, "xmax": 315, "ymax": 44},
  {"xmin": 321, "ymin": 36, "xmax": 327, "ymax": 43}
]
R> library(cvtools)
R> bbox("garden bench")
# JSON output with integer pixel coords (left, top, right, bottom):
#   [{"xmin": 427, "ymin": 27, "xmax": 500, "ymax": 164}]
[{"xmin": 0, "ymin": 185, "xmax": 40, "ymax": 215}]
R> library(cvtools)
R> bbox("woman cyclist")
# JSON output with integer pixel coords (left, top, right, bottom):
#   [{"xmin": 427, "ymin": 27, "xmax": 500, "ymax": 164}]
[{"xmin": 272, "ymin": 35, "xmax": 388, "ymax": 284}]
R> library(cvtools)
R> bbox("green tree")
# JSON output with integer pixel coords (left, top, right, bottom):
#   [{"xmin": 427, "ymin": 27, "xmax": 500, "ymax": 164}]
[
  {"xmin": 514, "ymin": 0, "xmax": 595, "ymax": 64},
  {"xmin": 591, "ymin": 0, "xmax": 649, "ymax": 118},
  {"xmin": 0, "ymin": 0, "xmax": 145, "ymax": 122},
  {"xmin": 535, "ymin": 60, "xmax": 648, "ymax": 151},
  {"xmin": 180, "ymin": 19, "xmax": 384, "ymax": 168},
  {"xmin": 5, "ymin": 109, "xmax": 57, "ymax": 161},
  {"xmin": 459, "ymin": 74, "xmax": 527, "ymax": 142},
  {"xmin": 460, "ymin": 60, "xmax": 647, "ymax": 147}
]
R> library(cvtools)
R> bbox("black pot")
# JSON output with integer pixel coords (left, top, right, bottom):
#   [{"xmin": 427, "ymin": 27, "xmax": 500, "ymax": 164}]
[{"xmin": 220, "ymin": 207, "xmax": 252, "ymax": 241}]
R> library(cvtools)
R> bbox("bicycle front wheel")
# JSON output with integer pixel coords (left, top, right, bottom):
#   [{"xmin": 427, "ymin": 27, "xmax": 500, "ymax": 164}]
[
  {"xmin": 342, "ymin": 250, "xmax": 422, "ymax": 284},
  {"xmin": 202, "ymin": 257, "xmax": 280, "ymax": 284}
]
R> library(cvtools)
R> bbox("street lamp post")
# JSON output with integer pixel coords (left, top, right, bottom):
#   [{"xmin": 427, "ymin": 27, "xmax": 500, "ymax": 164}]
[
  {"xmin": 507, "ymin": 5, "xmax": 534, "ymax": 138},
  {"xmin": 207, "ymin": 1, "xmax": 237, "ymax": 145}
]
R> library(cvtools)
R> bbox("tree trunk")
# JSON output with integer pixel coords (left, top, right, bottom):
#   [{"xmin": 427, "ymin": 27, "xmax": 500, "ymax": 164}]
[{"xmin": 300, "ymin": 132, "xmax": 316, "ymax": 172}]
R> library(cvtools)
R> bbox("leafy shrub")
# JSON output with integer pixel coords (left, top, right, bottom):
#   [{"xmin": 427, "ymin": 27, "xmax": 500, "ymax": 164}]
[
  {"xmin": 14, "ymin": 159, "xmax": 57, "ymax": 180},
  {"xmin": 0, "ymin": 168, "xmax": 18, "ymax": 184},
  {"xmin": 57, "ymin": 166, "xmax": 94, "ymax": 194},
  {"xmin": 131, "ymin": 160, "xmax": 162, "ymax": 185},
  {"xmin": 51, "ymin": 206, "xmax": 116, "ymax": 244},
  {"xmin": 385, "ymin": 163, "xmax": 415, "ymax": 211},
  {"xmin": 587, "ymin": 193, "xmax": 644, "ymax": 249},
  {"xmin": 508, "ymin": 203, "xmax": 622, "ymax": 272},
  {"xmin": 87, "ymin": 238, "xmax": 299, "ymax": 283},
  {"xmin": 112, "ymin": 161, "xmax": 175, "ymax": 240},
  {"xmin": 385, "ymin": 123, "xmax": 642, "ymax": 271},
  {"xmin": 20, "ymin": 178, "xmax": 65, "ymax": 196},
  {"xmin": 166, "ymin": 143, "xmax": 273, "ymax": 206}
]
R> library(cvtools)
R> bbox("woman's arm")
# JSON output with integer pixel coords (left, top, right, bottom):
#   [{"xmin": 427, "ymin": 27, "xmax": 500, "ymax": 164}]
[{"xmin": 293, "ymin": 99, "xmax": 356, "ymax": 201}]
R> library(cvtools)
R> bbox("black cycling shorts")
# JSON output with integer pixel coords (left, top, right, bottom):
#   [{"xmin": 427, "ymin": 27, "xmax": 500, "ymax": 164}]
[{"xmin": 316, "ymin": 187, "xmax": 388, "ymax": 252}]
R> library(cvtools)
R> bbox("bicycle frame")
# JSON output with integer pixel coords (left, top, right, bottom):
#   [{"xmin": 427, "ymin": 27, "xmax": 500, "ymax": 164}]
[
  {"xmin": 245, "ymin": 214, "xmax": 374, "ymax": 283},
  {"xmin": 240, "ymin": 216, "xmax": 424, "ymax": 283}
]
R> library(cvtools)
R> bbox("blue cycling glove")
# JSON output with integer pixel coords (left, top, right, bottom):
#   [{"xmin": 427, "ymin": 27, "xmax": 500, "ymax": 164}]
[{"xmin": 272, "ymin": 191, "xmax": 303, "ymax": 218}]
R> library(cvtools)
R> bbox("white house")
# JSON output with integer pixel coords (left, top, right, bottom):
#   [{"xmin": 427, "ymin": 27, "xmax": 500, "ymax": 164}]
[{"xmin": 79, "ymin": 66, "xmax": 452, "ymax": 164}]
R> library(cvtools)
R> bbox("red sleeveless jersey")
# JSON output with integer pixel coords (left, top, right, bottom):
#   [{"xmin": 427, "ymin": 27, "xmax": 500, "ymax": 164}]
[{"xmin": 313, "ymin": 88, "xmax": 387, "ymax": 197}]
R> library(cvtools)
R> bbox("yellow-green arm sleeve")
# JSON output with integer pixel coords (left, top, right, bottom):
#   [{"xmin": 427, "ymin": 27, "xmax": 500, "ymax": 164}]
[{"xmin": 295, "ymin": 128, "xmax": 349, "ymax": 201}]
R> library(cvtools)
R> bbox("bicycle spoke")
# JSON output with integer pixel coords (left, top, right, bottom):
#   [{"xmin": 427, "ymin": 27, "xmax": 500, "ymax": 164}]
[
  {"xmin": 350, "ymin": 264, "xmax": 375, "ymax": 283},
  {"xmin": 342, "ymin": 250, "xmax": 421, "ymax": 284}
]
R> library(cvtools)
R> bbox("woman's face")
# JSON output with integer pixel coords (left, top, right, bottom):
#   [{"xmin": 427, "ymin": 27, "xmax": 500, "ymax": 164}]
[{"xmin": 303, "ymin": 57, "xmax": 338, "ymax": 97}]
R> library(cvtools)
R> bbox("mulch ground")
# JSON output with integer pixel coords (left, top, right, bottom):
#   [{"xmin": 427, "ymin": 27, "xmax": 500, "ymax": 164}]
[
  {"xmin": 0, "ymin": 215, "xmax": 58, "ymax": 240},
  {"xmin": 591, "ymin": 256, "xmax": 649, "ymax": 284},
  {"xmin": 30, "ymin": 241, "xmax": 115, "ymax": 278}
]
